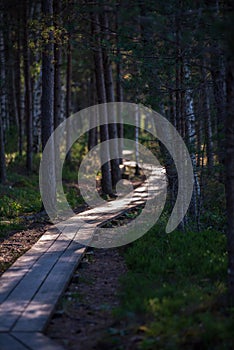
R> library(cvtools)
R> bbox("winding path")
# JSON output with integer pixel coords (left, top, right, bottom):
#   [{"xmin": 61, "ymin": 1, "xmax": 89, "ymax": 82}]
[{"xmin": 0, "ymin": 161, "xmax": 166, "ymax": 350}]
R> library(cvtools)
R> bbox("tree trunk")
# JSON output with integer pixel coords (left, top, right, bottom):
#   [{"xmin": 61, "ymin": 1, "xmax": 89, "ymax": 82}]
[
  {"xmin": 91, "ymin": 11, "xmax": 113, "ymax": 195},
  {"xmin": 54, "ymin": 0, "xmax": 62, "ymax": 130},
  {"xmin": 226, "ymin": 58, "xmax": 234, "ymax": 306},
  {"xmin": 184, "ymin": 63, "xmax": 201, "ymax": 230},
  {"xmin": 0, "ymin": 11, "xmax": 7, "ymax": 133},
  {"xmin": 23, "ymin": 1, "xmax": 33, "ymax": 172},
  {"xmin": 66, "ymin": 38, "xmax": 72, "ymax": 162},
  {"xmin": 135, "ymin": 105, "xmax": 140, "ymax": 176},
  {"xmin": 54, "ymin": 0, "xmax": 62, "ymax": 175},
  {"xmin": 173, "ymin": 14, "xmax": 185, "ymax": 230},
  {"xmin": 41, "ymin": 0, "xmax": 56, "ymax": 215},
  {"xmin": 15, "ymin": 12, "xmax": 23, "ymax": 156},
  {"xmin": 41, "ymin": 0, "xmax": 54, "ymax": 149},
  {"xmin": 0, "ymin": 120, "xmax": 6, "ymax": 184},
  {"xmin": 115, "ymin": 7, "xmax": 124, "ymax": 164},
  {"xmin": 101, "ymin": 9, "xmax": 121, "ymax": 188},
  {"xmin": 211, "ymin": 56, "xmax": 226, "ymax": 178},
  {"xmin": 195, "ymin": 102, "xmax": 202, "ymax": 168},
  {"xmin": 175, "ymin": 14, "xmax": 182, "ymax": 136},
  {"xmin": 0, "ymin": 12, "xmax": 7, "ymax": 183},
  {"xmin": 32, "ymin": 69, "xmax": 42, "ymax": 153},
  {"xmin": 11, "ymin": 58, "xmax": 19, "ymax": 129},
  {"xmin": 202, "ymin": 62, "xmax": 214, "ymax": 171},
  {"xmin": 88, "ymin": 75, "xmax": 98, "ymax": 150}
]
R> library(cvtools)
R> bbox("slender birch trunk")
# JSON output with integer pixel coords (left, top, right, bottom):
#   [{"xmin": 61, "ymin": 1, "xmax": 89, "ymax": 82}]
[
  {"xmin": 33, "ymin": 70, "xmax": 42, "ymax": 153},
  {"xmin": 184, "ymin": 63, "xmax": 201, "ymax": 229},
  {"xmin": 202, "ymin": 62, "xmax": 214, "ymax": 171}
]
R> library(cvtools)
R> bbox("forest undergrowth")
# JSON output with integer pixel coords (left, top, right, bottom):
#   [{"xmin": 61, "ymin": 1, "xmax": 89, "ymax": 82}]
[{"xmin": 109, "ymin": 224, "xmax": 234, "ymax": 349}]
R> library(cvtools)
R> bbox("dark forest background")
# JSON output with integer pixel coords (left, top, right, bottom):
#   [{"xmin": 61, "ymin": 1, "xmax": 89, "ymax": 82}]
[{"xmin": 0, "ymin": 1, "xmax": 234, "ymax": 348}]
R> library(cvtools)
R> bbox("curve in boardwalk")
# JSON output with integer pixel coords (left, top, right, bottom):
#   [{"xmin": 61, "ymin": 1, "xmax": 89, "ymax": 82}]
[{"xmin": 0, "ymin": 161, "xmax": 166, "ymax": 350}]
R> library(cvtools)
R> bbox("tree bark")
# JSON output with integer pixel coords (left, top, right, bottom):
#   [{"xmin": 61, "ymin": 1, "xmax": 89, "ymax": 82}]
[
  {"xmin": 88, "ymin": 75, "xmax": 98, "ymax": 151},
  {"xmin": 53, "ymin": 0, "xmax": 62, "ymax": 175},
  {"xmin": 0, "ymin": 9, "xmax": 6, "ymax": 183},
  {"xmin": 23, "ymin": 1, "xmax": 33, "ymax": 172},
  {"xmin": 135, "ymin": 105, "xmax": 140, "ymax": 176},
  {"xmin": 15, "ymin": 18, "xmax": 23, "ymax": 156},
  {"xmin": 91, "ymin": 10, "xmax": 113, "ymax": 195},
  {"xmin": 66, "ymin": 37, "xmax": 72, "ymax": 162},
  {"xmin": 54, "ymin": 0, "xmax": 62, "ymax": 130},
  {"xmin": 173, "ymin": 12, "xmax": 185, "ymax": 230},
  {"xmin": 115, "ymin": 7, "xmax": 124, "ymax": 164},
  {"xmin": 41, "ymin": 0, "xmax": 54, "ymax": 149},
  {"xmin": 32, "ymin": 69, "xmax": 42, "ymax": 153},
  {"xmin": 0, "ymin": 120, "xmax": 6, "ymax": 184},
  {"xmin": 202, "ymin": 62, "xmax": 214, "ymax": 171},
  {"xmin": 184, "ymin": 63, "xmax": 201, "ymax": 230},
  {"xmin": 211, "ymin": 55, "xmax": 226, "ymax": 177},
  {"xmin": 0, "ymin": 12, "xmax": 7, "ymax": 183},
  {"xmin": 41, "ymin": 0, "xmax": 56, "ymax": 215},
  {"xmin": 11, "ymin": 56, "xmax": 19, "ymax": 129},
  {"xmin": 226, "ymin": 58, "xmax": 234, "ymax": 306},
  {"xmin": 0, "ymin": 11, "xmax": 7, "ymax": 131},
  {"xmin": 101, "ymin": 9, "xmax": 121, "ymax": 188}
]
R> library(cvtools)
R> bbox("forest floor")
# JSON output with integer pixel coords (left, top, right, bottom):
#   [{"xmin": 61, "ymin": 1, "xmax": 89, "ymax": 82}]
[
  {"xmin": 46, "ymin": 247, "xmax": 132, "ymax": 350},
  {"xmin": 0, "ymin": 220, "xmax": 48, "ymax": 275}
]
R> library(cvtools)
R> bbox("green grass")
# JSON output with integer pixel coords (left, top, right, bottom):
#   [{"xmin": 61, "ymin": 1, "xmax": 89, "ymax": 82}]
[
  {"xmin": 0, "ymin": 220, "xmax": 25, "ymax": 239},
  {"xmin": 0, "ymin": 159, "xmax": 41, "ymax": 214},
  {"xmin": 113, "ymin": 223, "xmax": 233, "ymax": 350},
  {"xmin": 0, "ymin": 137, "xmax": 88, "ymax": 238},
  {"xmin": 0, "ymin": 167, "xmax": 41, "ymax": 238},
  {"xmin": 0, "ymin": 181, "xmax": 41, "ymax": 217}
]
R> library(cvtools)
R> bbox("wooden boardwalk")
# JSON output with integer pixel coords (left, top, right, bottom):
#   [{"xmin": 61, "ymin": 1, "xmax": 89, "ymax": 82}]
[{"xmin": 0, "ymin": 162, "xmax": 166, "ymax": 350}]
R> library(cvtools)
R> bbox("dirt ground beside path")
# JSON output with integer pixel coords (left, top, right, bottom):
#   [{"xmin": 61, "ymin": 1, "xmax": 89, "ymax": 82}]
[
  {"xmin": 46, "ymin": 248, "xmax": 128, "ymax": 350},
  {"xmin": 0, "ymin": 222, "xmax": 48, "ymax": 275}
]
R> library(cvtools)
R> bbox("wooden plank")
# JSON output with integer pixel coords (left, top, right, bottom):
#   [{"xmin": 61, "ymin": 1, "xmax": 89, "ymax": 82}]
[
  {"xmin": 0, "ymin": 257, "xmax": 60, "ymax": 331},
  {"xmin": 71, "ymin": 223, "xmax": 98, "ymax": 247},
  {"xmin": 12, "ymin": 332, "xmax": 65, "ymax": 350},
  {"xmin": 0, "ymin": 333, "xmax": 27, "ymax": 350},
  {"xmin": 13, "ymin": 242, "xmax": 86, "ymax": 332},
  {"xmin": 0, "ymin": 229, "xmax": 74, "ymax": 331},
  {"xmin": 0, "ymin": 231, "xmax": 61, "ymax": 304}
]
